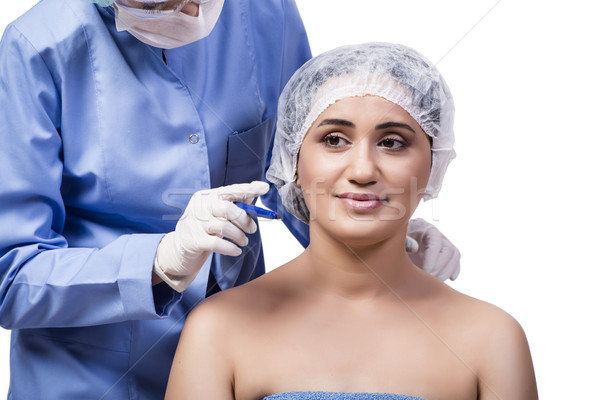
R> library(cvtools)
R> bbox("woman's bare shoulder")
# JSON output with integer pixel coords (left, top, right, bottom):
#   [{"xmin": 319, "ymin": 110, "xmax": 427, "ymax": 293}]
[
  {"xmin": 187, "ymin": 264, "xmax": 296, "ymax": 328},
  {"xmin": 432, "ymin": 283, "xmax": 526, "ymax": 344},
  {"xmin": 167, "ymin": 271, "xmax": 290, "ymax": 399},
  {"xmin": 434, "ymin": 286, "xmax": 537, "ymax": 398},
  {"xmin": 447, "ymin": 286, "xmax": 522, "ymax": 329}
]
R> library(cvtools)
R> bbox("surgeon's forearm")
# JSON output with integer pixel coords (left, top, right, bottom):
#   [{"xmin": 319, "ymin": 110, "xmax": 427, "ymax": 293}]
[{"xmin": 0, "ymin": 234, "xmax": 165, "ymax": 329}]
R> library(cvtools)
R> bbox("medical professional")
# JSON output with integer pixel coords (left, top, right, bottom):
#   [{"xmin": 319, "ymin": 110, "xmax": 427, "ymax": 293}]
[{"xmin": 0, "ymin": 0, "xmax": 459, "ymax": 398}]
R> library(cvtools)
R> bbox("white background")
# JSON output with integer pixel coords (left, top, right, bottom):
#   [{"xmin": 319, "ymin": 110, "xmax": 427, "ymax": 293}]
[{"xmin": 2, "ymin": 1, "xmax": 599, "ymax": 398}]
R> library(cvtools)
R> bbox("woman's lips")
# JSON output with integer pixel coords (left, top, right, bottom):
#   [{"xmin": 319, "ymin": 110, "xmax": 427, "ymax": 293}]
[{"xmin": 337, "ymin": 192, "xmax": 383, "ymax": 211}]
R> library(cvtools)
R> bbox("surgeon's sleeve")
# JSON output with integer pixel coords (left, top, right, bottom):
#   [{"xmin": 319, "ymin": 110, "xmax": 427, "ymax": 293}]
[{"xmin": 0, "ymin": 24, "xmax": 180, "ymax": 330}]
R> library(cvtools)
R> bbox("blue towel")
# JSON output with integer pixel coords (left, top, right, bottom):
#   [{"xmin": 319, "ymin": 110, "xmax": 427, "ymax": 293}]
[{"xmin": 263, "ymin": 392, "xmax": 425, "ymax": 400}]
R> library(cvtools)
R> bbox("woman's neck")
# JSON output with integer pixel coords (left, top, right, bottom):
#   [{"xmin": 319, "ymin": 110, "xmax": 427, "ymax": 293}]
[{"xmin": 297, "ymin": 223, "xmax": 420, "ymax": 300}]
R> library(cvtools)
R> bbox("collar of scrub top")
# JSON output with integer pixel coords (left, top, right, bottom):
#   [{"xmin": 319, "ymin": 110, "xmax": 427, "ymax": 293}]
[{"xmin": 91, "ymin": 0, "xmax": 263, "ymax": 170}]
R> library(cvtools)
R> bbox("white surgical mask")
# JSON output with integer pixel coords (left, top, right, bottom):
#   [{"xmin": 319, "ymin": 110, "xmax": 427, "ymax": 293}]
[{"xmin": 113, "ymin": 0, "xmax": 224, "ymax": 49}]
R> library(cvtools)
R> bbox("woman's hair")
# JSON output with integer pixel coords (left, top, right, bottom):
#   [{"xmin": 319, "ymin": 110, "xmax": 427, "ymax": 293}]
[{"xmin": 267, "ymin": 42, "xmax": 456, "ymax": 223}]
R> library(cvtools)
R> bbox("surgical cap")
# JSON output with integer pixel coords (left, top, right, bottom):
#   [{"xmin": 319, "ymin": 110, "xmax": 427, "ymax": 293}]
[{"xmin": 266, "ymin": 42, "xmax": 456, "ymax": 224}]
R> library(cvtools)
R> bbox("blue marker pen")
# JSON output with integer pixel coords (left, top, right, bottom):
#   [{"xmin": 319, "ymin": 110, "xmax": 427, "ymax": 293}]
[{"xmin": 235, "ymin": 203, "xmax": 280, "ymax": 219}]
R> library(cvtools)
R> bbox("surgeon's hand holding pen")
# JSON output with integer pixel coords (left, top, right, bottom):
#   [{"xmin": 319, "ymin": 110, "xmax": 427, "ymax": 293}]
[{"xmin": 153, "ymin": 181, "xmax": 270, "ymax": 292}]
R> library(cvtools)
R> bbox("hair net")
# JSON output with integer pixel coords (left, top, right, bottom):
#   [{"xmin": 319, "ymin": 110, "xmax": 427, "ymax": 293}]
[{"xmin": 266, "ymin": 42, "xmax": 456, "ymax": 223}]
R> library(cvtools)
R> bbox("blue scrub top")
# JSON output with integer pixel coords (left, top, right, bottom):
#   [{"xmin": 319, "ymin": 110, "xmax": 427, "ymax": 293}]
[{"xmin": 0, "ymin": 0, "xmax": 310, "ymax": 398}]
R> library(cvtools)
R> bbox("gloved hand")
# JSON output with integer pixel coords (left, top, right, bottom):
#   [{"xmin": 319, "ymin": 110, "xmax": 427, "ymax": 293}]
[
  {"xmin": 406, "ymin": 218, "xmax": 461, "ymax": 281},
  {"xmin": 154, "ymin": 181, "xmax": 270, "ymax": 292}
]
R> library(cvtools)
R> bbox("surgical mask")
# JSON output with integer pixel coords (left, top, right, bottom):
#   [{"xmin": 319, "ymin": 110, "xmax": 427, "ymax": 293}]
[{"xmin": 113, "ymin": 0, "xmax": 224, "ymax": 49}]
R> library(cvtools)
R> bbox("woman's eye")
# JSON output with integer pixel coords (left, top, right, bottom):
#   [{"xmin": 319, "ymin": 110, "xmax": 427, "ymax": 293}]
[
  {"xmin": 379, "ymin": 137, "xmax": 406, "ymax": 149},
  {"xmin": 321, "ymin": 134, "xmax": 349, "ymax": 148}
]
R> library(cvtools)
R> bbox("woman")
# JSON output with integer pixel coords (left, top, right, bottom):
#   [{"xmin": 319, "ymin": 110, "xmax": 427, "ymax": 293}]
[{"xmin": 170, "ymin": 42, "xmax": 539, "ymax": 399}]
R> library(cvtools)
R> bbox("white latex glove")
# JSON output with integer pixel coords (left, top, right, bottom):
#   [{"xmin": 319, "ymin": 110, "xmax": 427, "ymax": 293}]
[
  {"xmin": 154, "ymin": 181, "xmax": 270, "ymax": 292},
  {"xmin": 406, "ymin": 218, "xmax": 461, "ymax": 281}
]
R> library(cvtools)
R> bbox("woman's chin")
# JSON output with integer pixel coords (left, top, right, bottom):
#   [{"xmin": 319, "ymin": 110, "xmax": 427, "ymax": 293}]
[{"xmin": 311, "ymin": 214, "xmax": 408, "ymax": 248}]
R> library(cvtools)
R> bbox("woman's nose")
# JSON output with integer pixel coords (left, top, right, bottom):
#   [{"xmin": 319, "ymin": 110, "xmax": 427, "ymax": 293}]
[{"xmin": 345, "ymin": 141, "xmax": 379, "ymax": 185}]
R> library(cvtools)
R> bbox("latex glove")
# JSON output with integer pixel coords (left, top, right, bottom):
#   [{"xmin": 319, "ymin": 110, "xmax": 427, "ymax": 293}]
[
  {"xmin": 154, "ymin": 181, "xmax": 270, "ymax": 292},
  {"xmin": 406, "ymin": 218, "xmax": 460, "ymax": 281}
]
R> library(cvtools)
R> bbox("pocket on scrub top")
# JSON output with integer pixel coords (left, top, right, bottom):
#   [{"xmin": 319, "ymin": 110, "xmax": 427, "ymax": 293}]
[{"xmin": 223, "ymin": 116, "xmax": 276, "ymax": 186}]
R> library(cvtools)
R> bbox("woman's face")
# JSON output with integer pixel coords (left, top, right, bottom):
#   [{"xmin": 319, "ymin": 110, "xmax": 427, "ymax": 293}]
[{"xmin": 297, "ymin": 95, "xmax": 432, "ymax": 246}]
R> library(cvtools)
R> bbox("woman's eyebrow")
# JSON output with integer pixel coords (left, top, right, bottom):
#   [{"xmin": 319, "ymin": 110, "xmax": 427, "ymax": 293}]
[
  {"xmin": 375, "ymin": 121, "xmax": 416, "ymax": 133},
  {"xmin": 317, "ymin": 118, "xmax": 355, "ymax": 128}
]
